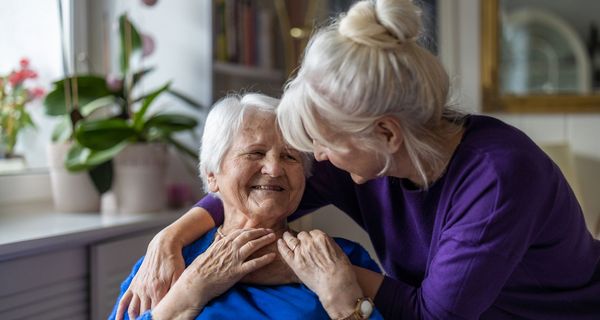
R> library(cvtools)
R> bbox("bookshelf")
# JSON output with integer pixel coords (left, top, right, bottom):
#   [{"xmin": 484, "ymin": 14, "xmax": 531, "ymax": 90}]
[{"xmin": 211, "ymin": 0, "xmax": 354, "ymax": 101}]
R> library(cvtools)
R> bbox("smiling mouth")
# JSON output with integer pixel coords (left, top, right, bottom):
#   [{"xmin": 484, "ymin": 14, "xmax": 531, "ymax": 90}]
[{"xmin": 251, "ymin": 185, "xmax": 285, "ymax": 191}]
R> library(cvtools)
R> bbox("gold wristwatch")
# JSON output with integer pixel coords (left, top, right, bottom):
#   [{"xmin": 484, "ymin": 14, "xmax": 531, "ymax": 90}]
[{"xmin": 338, "ymin": 297, "xmax": 375, "ymax": 320}]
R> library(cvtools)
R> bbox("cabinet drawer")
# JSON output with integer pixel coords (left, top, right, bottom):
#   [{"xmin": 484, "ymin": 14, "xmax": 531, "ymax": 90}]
[
  {"xmin": 0, "ymin": 248, "xmax": 88, "ymax": 320},
  {"xmin": 90, "ymin": 230, "xmax": 159, "ymax": 320}
]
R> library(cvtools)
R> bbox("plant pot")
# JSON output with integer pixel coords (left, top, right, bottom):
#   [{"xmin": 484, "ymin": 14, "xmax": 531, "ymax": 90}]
[
  {"xmin": 47, "ymin": 142, "xmax": 101, "ymax": 212},
  {"xmin": 113, "ymin": 143, "xmax": 167, "ymax": 214}
]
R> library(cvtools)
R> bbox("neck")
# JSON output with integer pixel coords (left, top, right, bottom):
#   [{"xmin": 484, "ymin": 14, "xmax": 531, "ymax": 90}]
[
  {"xmin": 220, "ymin": 207, "xmax": 290, "ymax": 238},
  {"xmin": 389, "ymin": 121, "xmax": 464, "ymax": 187}
]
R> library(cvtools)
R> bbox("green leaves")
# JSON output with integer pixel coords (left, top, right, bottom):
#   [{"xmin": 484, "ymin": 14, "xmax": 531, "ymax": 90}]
[
  {"xmin": 75, "ymin": 118, "xmax": 136, "ymax": 150},
  {"xmin": 44, "ymin": 75, "xmax": 112, "ymax": 116},
  {"xmin": 167, "ymin": 89, "xmax": 205, "ymax": 110},
  {"xmin": 65, "ymin": 141, "xmax": 127, "ymax": 172},
  {"xmin": 51, "ymin": 116, "xmax": 72, "ymax": 143},
  {"xmin": 119, "ymin": 14, "xmax": 143, "ymax": 74},
  {"xmin": 45, "ymin": 13, "xmax": 205, "ymax": 196},
  {"xmin": 145, "ymin": 113, "xmax": 198, "ymax": 132},
  {"xmin": 133, "ymin": 83, "xmax": 171, "ymax": 131}
]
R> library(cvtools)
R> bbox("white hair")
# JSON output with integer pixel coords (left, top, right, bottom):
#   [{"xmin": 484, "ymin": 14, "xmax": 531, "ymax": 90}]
[
  {"xmin": 199, "ymin": 93, "xmax": 312, "ymax": 195},
  {"xmin": 278, "ymin": 0, "xmax": 464, "ymax": 188}
]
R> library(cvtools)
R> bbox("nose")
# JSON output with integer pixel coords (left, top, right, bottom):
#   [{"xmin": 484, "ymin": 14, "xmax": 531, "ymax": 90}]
[
  {"xmin": 313, "ymin": 140, "xmax": 328, "ymax": 162},
  {"xmin": 261, "ymin": 155, "xmax": 284, "ymax": 177}
]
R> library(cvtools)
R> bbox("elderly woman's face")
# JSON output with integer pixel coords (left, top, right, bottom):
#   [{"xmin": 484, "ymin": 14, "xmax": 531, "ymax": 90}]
[{"xmin": 209, "ymin": 111, "xmax": 306, "ymax": 221}]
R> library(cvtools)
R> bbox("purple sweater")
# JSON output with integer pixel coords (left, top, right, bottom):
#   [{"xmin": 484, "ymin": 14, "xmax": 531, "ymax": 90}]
[{"xmin": 197, "ymin": 115, "xmax": 600, "ymax": 319}]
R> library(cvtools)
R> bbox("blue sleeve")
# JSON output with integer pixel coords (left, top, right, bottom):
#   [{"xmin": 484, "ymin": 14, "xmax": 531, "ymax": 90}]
[
  {"xmin": 335, "ymin": 238, "xmax": 381, "ymax": 273},
  {"xmin": 108, "ymin": 256, "xmax": 147, "ymax": 320}
]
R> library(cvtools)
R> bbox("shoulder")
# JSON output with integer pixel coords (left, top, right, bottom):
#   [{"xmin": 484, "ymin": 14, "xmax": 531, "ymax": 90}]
[
  {"xmin": 451, "ymin": 115, "xmax": 555, "ymax": 184},
  {"xmin": 439, "ymin": 116, "xmax": 576, "ymax": 245},
  {"xmin": 181, "ymin": 228, "xmax": 218, "ymax": 266},
  {"xmin": 334, "ymin": 237, "xmax": 381, "ymax": 273}
]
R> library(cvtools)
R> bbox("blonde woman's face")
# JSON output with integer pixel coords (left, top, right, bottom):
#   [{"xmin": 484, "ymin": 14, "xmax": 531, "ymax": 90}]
[
  {"xmin": 209, "ymin": 111, "xmax": 306, "ymax": 223},
  {"xmin": 312, "ymin": 121, "xmax": 385, "ymax": 184}
]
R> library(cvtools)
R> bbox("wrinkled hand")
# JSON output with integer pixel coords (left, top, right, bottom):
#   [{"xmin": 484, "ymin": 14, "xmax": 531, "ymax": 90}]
[
  {"xmin": 117, "ymin": 233, "xmax": 186, "ymax": 320},
  {"xmin": 277, "ymin": 230, "xmax": 363, "ymax": 319},
  {"xmin": 152, "ymin": 228, "xmax": 277, "ymax": 318}
]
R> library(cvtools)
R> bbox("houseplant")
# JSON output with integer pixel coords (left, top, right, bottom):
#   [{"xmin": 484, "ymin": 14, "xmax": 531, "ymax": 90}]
[
  {"xmin": 0, "ymin": 58, "xmax": 45, "ymax": 160},
  {"xmin": 44, "ymin": 13, "xmax": 204, "ymax": 213}
]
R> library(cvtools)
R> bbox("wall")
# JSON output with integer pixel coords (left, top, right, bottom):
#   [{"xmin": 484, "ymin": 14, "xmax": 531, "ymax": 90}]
[{"xmin": 445, "ymin": 0, "xmax": 600, "ymax": 234}]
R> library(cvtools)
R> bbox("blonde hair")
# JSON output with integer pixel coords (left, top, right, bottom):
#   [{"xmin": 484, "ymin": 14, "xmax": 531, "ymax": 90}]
[{"xmin": 278, "ymin": 0, "xmax": 463, "ymax": 188}]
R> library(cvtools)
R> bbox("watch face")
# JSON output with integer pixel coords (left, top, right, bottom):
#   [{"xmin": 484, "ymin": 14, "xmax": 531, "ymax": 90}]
[{"xmin": 359, "ymin": 299, "xmax": 374, "ymax": 317}]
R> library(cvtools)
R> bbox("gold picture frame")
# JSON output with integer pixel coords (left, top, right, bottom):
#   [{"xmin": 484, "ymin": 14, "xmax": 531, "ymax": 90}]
[{"xmin": 481, "ymin": 0, "xmax": 600, "ymax": 113}]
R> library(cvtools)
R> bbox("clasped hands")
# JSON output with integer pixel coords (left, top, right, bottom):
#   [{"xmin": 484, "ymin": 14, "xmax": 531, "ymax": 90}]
[{"xmin": 117, "ymin": 228, "xmax": 362, "ymax": 320}]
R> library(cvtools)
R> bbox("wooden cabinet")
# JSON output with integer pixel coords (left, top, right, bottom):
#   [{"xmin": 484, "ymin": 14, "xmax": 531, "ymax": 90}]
[
  {"xmin": 0, "ymin": 228, "xmax": 162, "ymax": 320},
  {"xmin": 0, "ymin": 248, "xmax": 88, "ymax": 319},
  {"xmin": 90, "ymin": 230, "xmax": 160, "ymax": 320},
  {"xmin": 0, "ymin": 209, "xmax": 177, "ymax": 320}
]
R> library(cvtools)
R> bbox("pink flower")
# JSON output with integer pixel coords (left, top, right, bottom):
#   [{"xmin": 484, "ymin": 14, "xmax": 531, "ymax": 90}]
[
  {"xmin": 141, "ymin": 0, "xmax": 158, "ymax": 7},
  {"xmin": 8, "ymin": 71, "xmax": 25, "ymax": 87},
  {"xmin": 29, "ymin": 87, "xmax": 45, "ymax": 99},
  {"xmin": 105, "ymin": 73, "xmax": 123, "ymax": 91},
  {"xmin": 7, "ymin": 69, "xmax": 37, "ymax": 87},
  {"xmin": 19, "ymin": 58, "xmax": 30, "ymax": 69},
  {"xmin": 142, "ymin": 33, "xmax": 155, "ymax": 57},
  {"xmin": 23, "ymin": 69, "xmax": 37, "ymax": 79}
]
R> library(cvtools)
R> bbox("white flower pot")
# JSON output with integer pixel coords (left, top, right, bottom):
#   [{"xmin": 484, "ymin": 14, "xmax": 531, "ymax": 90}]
[
  {"xmin": 113, "ymin": 143, "xmax": 167, "ymax": 214},
  {"xmin": 47, "ymin": 142, "xmax": 101, "ymax": 212}
]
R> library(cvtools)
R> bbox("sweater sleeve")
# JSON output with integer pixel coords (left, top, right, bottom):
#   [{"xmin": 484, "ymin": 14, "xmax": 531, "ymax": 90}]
[
  {"xmin": 194, "ymin": 194, "xmax": 225, "ymax": 225},
  {"xmin": 374, "ymin": 151, "xmax": 555, "ymax": 319}
]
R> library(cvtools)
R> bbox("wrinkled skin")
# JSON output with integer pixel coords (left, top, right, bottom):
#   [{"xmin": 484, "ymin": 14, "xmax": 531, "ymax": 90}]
[
  {"xmin": 278, "ymin": 230, "xmax": 363, "ymax": 319},
  {"xmin": 116, "ymin": 232, "xmax": 185, "ymax": 320},
  {"xmin": 151, "ymin": 228, "xmax": 277, "ymax": 319}
]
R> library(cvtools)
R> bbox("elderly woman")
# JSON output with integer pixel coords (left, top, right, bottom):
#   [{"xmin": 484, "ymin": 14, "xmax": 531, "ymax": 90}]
[{"xmin": 110, "ymin": 93, "xmax": 382, "ymax": 319}]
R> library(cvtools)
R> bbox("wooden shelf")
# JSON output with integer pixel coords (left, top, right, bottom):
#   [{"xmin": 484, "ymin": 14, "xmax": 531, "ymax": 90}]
[{"xmin": 213, "ymin": 61, "xmax": 285, "ymax": 82}]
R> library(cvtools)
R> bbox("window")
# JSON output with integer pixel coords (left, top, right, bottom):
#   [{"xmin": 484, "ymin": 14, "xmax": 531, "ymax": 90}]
[{"xmin": 0, "ymin": 0, "xmax": 67, "ymax": 173}]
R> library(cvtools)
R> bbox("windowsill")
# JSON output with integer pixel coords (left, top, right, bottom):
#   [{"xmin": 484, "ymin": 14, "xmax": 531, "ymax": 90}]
[
  {"xmin": 0, "ymin": 200, "xmax": 181, "ymax": 260},
  {"xmin": 0, "ymin": 170, "xmax": 52, "ymax": 205}
]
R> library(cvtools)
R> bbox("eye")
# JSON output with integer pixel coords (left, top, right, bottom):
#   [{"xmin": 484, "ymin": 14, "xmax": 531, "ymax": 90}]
[
  {"xmin": 245, "ymin": 151, "xmax": 265, "ymax": 159},
  {"xmin": 282, "ymin": 152, "xmax": 299, "ymax": 162}
]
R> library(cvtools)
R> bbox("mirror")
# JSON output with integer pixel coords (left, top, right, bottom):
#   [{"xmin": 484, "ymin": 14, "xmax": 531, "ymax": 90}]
[{"xmin": 481, "ymin": 0, "xmax": 600, "ymax": 112}]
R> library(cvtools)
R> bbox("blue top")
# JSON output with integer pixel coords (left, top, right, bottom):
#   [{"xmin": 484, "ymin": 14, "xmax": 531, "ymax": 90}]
[
  {"xmin": 109, "ymin": 227, "xmax": 383, "ymax": 319},
  {"xmin": 197, "ymin": 115, "xmax": 600, "ymax": 319}
]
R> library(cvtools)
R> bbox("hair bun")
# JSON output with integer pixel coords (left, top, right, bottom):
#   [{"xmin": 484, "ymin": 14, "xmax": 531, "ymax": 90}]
[{"xmin": 339, "ymin": 0, "xmax": 422, "ymax": 48}]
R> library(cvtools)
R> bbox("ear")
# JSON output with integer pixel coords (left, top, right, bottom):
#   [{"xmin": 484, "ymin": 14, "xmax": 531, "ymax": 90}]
[
  {"xmin": 207, "ymin": 172, "xmax": 219, "ymax": 193},
  {"xmin": 374, "ymin": 116, "xmax": 403, "ymax": 153}
]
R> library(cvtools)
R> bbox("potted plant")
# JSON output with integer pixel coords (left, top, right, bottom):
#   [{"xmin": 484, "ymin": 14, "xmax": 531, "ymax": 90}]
[
  {"xmin": 0, "ymin": 58, "xmax": 45, "ymax": 171},
  {"xmin": 44, "ymin": 13, "xmax": 204, "ymax": 213}
]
